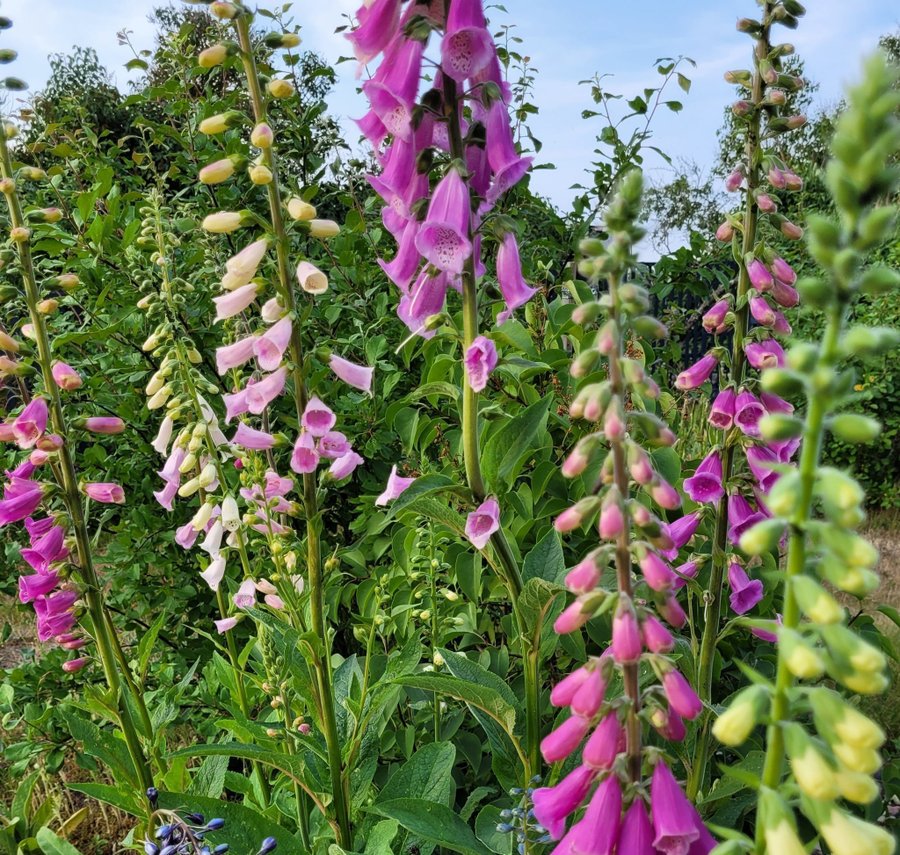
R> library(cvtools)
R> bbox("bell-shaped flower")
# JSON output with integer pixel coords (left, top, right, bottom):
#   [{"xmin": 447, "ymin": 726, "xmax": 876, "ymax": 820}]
[
  {"xmin": 318, "ymin": 431, "xmax": 351, "ymax": 460},
  {"xmin": 224, "ymin": 238, "xmax": 268, "ymax": 287},
  {"xmin": 661, "ymin": 668, "xmax": 703, "ymax": 720},
  {"xmin": 618, "ymin": 799, "xmax": 654, "ymax": 855},
  {"xmin": 246, "ymin": 367, "xmax": 288, "ymax": 414},
  {"xmin": 301, "ymin": 396, "xmax": 336, "ymax": 437},
  {"xmin": 651, "ymin": 762, "xmax": 701, "ymax": 855},
  {"xmin": 702, "ymin": 298, "xmax": 731, "ymax": 334},
  {"xmin": 612, "ymin": 599, "xmax": 642, "ymax": 663},
  {"xmin": 19, "ymin": 570, "xmax": 61, "ymax": 603},
  {"xmin": 296, "ymin": 261, "xmax": 328, "ymax": 295},
  {"xmin": 532, "ymin": 765, "xmax": 595, "ymax": 841},
  {"xmin": 684, "ymin": 451, "xmax": 724, "ymax": 504},
  {"xmin": 329, "ymin": 451, "xmax": 364, "ymax": 480},
  {"xmin": 213, "ymin": 283, "xmax": 259, "ymax": 321},
  {"xmin": 496, "ymin": 232, "xmax": 537, "ymax": 323},
  {"xmin": 484, "ymin": 100, "xmax": 533, "ymax": 204},
  {"xmin": 465, "ymin": 496, "xmax": 500, "ymax": 550},
  {"xmin": 12, "ymin": 398, "xmax": 49, "ymax": 449},
  {"xmin": 329, "ymin": 354, "xmax": 374, "ymax": 394},
  {"xmin": 51, "ymin": 361, "xmax": 82, "ymax": 391},
  {"xmin": 709, "ymin": 387, "xmax": 736, "ymax": 430},
  {"xmin": 83, "ymin": 482, "xmax": 125, "ymax": 504},
  {"xmin": 675, "ymin": 353, "xmax": 717, "ymax": 390},
  {"xmin": 583, "ymin": 713, "xmax": 622, "ymax": 770},
  {"xmin": 21, "ymin": 524, "xmax": 67, "ymax": 572},
  {"xmin": 83, "ymin": 417, "xmax": 125, "ymax": 435},
  {"xmin": 464, "ymin": 336, "xmax": 498, "ymax": 392},
  {"xmin": 398, "ymin": 268, "xmax": 450, "ymax": 338},
  {"xmin": 378, "ymin": 219, "xmax": 422, "ymax": 291},
  {"xmin": 216, "ymin": 335, "xmax": 257, "ymax": 375},
  {"xmin": 214, "ymin": 616, "xmax": 238, "ymax": 633},
  {"xmin": 565, "ymin": 773, "xmax": 622, "ymax": 855},
  {"xmin": 231, "ymin": 422, "xmax": 276, "ymax": 451},
  {"xmin": 727, "ymin": 493, "xmax": 766, "ymax": 545},
  {"xmin": 735, "ymin": 389, "xmax": 765, "ymax": 436},
  {"xmin": 290, "ymin": 431, "xmax": 320, "ymax": 474},
  {"xmin": 34, "ymin": 589, "xmax": 78, "ymax": 641},
  {"xmin": 254, "ymin": 316, "xmax": 293, "ymax": 372},
  {"xmin": 440, "ymin": 0, "xmax": 494, "ymax": 82},
  {"xmin": 201, "ymin": 555, "xmax": 226, "ymax": 591},
  {"xmin": 346, "ymin": 0, "xmax": 401, "ymax": 65},
  {"xmin": 362, "ymin": 35, "xmax": 424, "ymax": 139},
  {"xmin": 415, "ymin": 169, "xmax": 472, "ymax": 274},
  {"xmin": 233, "ymin": 578, "xmax": 257, "ymax": 609},
  {"xmin": 728, "ymin": 562, "xmax": 764, "ymax": 614},
  {"xmin": 540, "ymin": 714, "xmax": 590, "ymax": 764},
  {"xmin": 375, "ymin": 466, "xmax": 416, "ymax": 506}
]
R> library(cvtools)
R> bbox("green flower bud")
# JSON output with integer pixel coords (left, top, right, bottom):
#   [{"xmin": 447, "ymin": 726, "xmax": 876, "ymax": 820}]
[
  {"xmin": 796, "ymin": 275, "xmax": 831, "ymax": 307},
  {"xmin": 759, "ymin": 413, "xmax": 804, "ymax": 442},
  {"xmin": 828, "ymin": 413, "xmax": 881, "ymax": 443},
  {"xmin": 842, "ymin": 325, "xmax": 899, "ymax": 357},
  {"xmin": 856, "ymin": 206, "xmax": 897, "ymax": 249},
  {"xmin": 819, "ymin": 527, "xmax": 878, "ymax": 568},
  {"xmin": 758, "ymin": 789, "xmax": 805, "ymax": 855},
  {"xmin": 711, "ymin": 684, "xmax": 768, "ymax": 746},
  {"xmin": 778, "ymin": 627, "xmax": 825, "ymax": 678},
  {"xmin": 785, "ymin": 342, "xmax": 818, "ymax": 372},
  {"xmin": 760, "ymin": 367, "xmax": 805, "ymax": 396},
  {"xmin": 739, "ymin": 517, "xmax": 786, "ymax": 556},
  {"xmin": 792, "ymin": 575, "xmax": 843, "ymax": 624},
  {"xmin": 632, "ymin": 315, "xmax": 668, "ymax": 340},
  {"xmin": 857, "ymin": 265, "xmax": 900, "ymax": 295},
  {"xmin": 820, "ymin": 624, "xmax": 887, "ymax": 675},
  {"xmin": 816, "ymin": 466, "xmax": 864, "ymax": 511}
]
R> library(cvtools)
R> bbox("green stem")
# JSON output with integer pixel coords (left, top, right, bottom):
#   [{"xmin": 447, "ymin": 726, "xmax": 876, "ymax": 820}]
[
  {"xmin": 0, "ymin": 132, "xmax": 154, "ymax": 792},
  {"xmin": 687, "ymin": 10, "xmax": 770, "ymax": 801},
  {"xmin": 234, "ymin": 15, "xmax": 351, "ymax": 846},
  {"xmin": 441, "ymin": 70, "xmax": 541, "ymax": 780}
]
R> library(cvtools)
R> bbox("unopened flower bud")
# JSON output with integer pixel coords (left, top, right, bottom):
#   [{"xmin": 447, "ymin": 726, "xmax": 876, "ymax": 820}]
[
  {"xmin": 199, "ymin": 43, "xmax": 229, "ymax": 69},
  {"xmin": 249, "ymin": 163, "xmax": 273, "ymax": 185},
  {"xmin": 792, "ymin": 576, "xmax": 843, "ymax": 624},
  {"xmin": 267, "ymin": 79, "xmax": 294, "ymax": 99},
  {"xmin": 210, "ymin": 1, "xmax": 239, "ymax": 19},
  {"xmin": 250, "ymin": 123, "xmax": 274, "ymax": 148},
  {"xmin": 308, "ymin": 219, "xmax": 340, "ymax": 238},
  {"xmin": 712, "ymin": 684, "xmax": 768, "ymax": 746},
  {"xmin": 287, "ymin": 198, "xmax": 316, "ymax": 220}
]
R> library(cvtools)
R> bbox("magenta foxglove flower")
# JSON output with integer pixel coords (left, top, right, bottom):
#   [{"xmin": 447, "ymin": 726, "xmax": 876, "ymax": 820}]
[
  {"xmin": 51, "ymin": 361, "xmax": 82, "ymax": 391},
  {"xmin": 728, "ymin": 562, "xmax": 764, "ymax": 614},
  {"xmin": 232, "ymin": 422, "xmax": 276, "ymax": 451},
  {"xmin": 19, "ymin": 570, "xmax": 61, "ymax": 602},
  {"xmin": 749, "ymin": 295, "xmax": 776, "ymax": 327},
  {"xmin": 746, "ymin": 444, "xmax": 779, "ymax": 491},
  {"xmin": 639, "ymin": 551, "xmax": 676, "ymax": 592},
  {"xmin": 61, "ymin": 656, "xmax": 90, "ymax": 673},
  {"xmin": 484, "ymin": 100, "xmax": 533, "ymax": 204},
  {"xmin": 651, "ymin": 762, "xmax": 702, "ymax": 855},
  {"xmin": 532, "ymin": 765, "xmax": 595, "ymax": 840},
  {"xmin": 554, "ymin": 600, "xmax": 591, "ymax": 634},
  {"xmin": 649, "ymin": 478, "xmax": 681, "ymax": 510},
  {"xmin": 683, "ymin": 451, "xmax": 724, "ymax": 504},
  {"xmin": 540, "ymin": 714, "xmax": 590, "ymax": 764},
  {"xmin": 663, "ymin": 511, "xmax": 701, "ymax": 558},
  {"xmin": 709, "ymin": 388, "xmax": 736, "ymax": 430},
  {"xmin": 254, "ymin": 316, "xmax": 292, "ymax": 372},
  {"xmin": 661, "ymin": 669, "xmax": 703, "ymax": 720},
  {"xmin": 772, "ymin": 279, "xmax": 800, "ymax": 308},
  {"xmin": 702, "ymin": 298, "xmax": 730, "ymax": 334},
  {"xmin": 33, "ymin": 588, "xmax": 78, "ymax": 641},
  {"xmin": 771, "ymin": 256, "xmax": 796, "ymax": 284},
  {"xmin": 328, "ymin": 451, "xmax": 364, "ymax": 480},
  {"xmin": 465, "ymin": 496, "xmax": 500, "ymax": 550},
  {"xmin": 83, "ymin": 417, "xmax": 125, "ymax": 435},
  {"xmin": 21, "ymin": 524, "xmax": 66, "ymax": 572},
  {"xmin": 233, "ymin": 578, "xmax": 257, "ymax": 609},
  {"xmin": 346, "ymin": 0, "xmax": 401, "ymax": 65},
  {"xmin": 727, "ymin": 494, "xmax": 766, "ymax": 545},
  {"xmin": 363, "ymin": 36, "xmax": 425, "ymax": 139},
  {"xmin": 564, "ymin": 773, "xmax": 622, "ymax": 855},
  {"xmin": 415, "ymin": 168, "xmax": 472, "ymax": 274},
  {"xmin": 598, "ymin": 500, "xmax": 624, "ymax": 539},
  {"xmin": 330, "ymin": 354, "xmax": 374, "ymax": 394},
  {"xmin": 12, "ymin": 398, "xmax": 49, "ymax": 449},
  {"xmin": 747, "ymin": 259, "xmax": 773, "ymax": 291},
  {"xmin": 745, "ymin": 339, "xmax": 784, "ymax": 369},
  {"xmin": 301, "ymin": 396, "xmax": 336, "ymax": 437},
  {"xmin": 398, "ymin": 268, "xmax": 451, "ymax": 337},
  {"xmin": 375, "ymin": 465, "xmax": 416, "ymax": 506},
  {"xmin": 565, "ymin": 556, "xmax": 601, "ymax": 593},
  {"xmin": 550, "ymin": 665, "xmax": 590, "ymax": 707},
  {"xmin": 641, "ymin": 614, "xmax": 675, "ymax": 653},
  {"xmin": 570, "ymin": 667, "xmax": 607, "ymax": 717},
  {"xmin": 771, "ymin": 307, "xmax": 792, "ymax": 334},
  {"xmin": 378, "ymin": 219, "xmax": 421, "ymax": 290},
  {"xmin": 674, "ymin": 353, "xmax": 717, "ymax": 390},
  {"xmin": 213, "ymin": 283, "xmax": 259, "ymax": 321},
  {"xmin": 441, "ymin": 0, "xmax": 494, "ymax": 82},
  {"xmin": 583, "ymin": 712, "xmax": 622, "ymax": 770},
  {"xmin": 244, "ymin": 367, "xmax": 287, "ymax": 415},
  {"xmin": 464, "ymin": 335, "xmax": 498, "ymax": 392},
  {"xmin": 612, "ymin": 601, "xmax": 642, "ymax": 663},
  {"xmin": 734, "ymin": 389, "xmax": 765, "ymax": 436},
  {"xmin": 215, "ymin": 616, "xmax": 239, "ymax": 634},
  {"xmin": 619, "ymin": 799, "xmax": 654, "ymax": 855},
  {"xmin": 83, "ymin": 482, "xmax": 124, "ymax": 504},
  {"xmin": 290, "ymin": 432, "xmax": 320, "ymax": 474}
]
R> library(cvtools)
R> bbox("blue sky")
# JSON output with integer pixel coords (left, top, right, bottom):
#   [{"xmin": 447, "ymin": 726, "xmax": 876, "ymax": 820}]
[{"xmin": 2, "ymin": 0, "xmax": 898, "ymax": 209}]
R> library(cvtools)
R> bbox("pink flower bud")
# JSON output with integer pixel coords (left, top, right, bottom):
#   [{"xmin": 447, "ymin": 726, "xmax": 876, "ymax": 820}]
[
  {"xmin": 771, "ymin": 257, "xmax": 796, "ymax": 285},
  {"xmin": 767, "ymin": 167, "xmax": 787, "ymax": 189},
  {"xmin": 62, "ymin": 657, "xmax": 90, "ymax": 673},
  {"xmin": 29, "ymin": 449, "xmax": 49, "ymax": 465},
  {"xmin": 612, "ymin": 600, "xmax": 642, "ymax": 663},
  {"xmin": 51, "ymin": 361, "xmax": 82, "ymax": 391},
  {"xmin": 642, "ymin": 614, "xmax": 675, "ymax": 652},
  {"xmin": 715, "ymin": 221, "xmax": 734, "ymax": 242},
  {"xmin": 215, "ymin": 617, "xmax": 239, "ymax": 633},
  {"xmin": 675, "ymin": 353, "xmax": 717, "ymax": 390},
  {"xmin": 651, "ymin": 707, "xmax": 687, "ymax": 741},
  {"xmin": 603, "ymin": 403, "xmax": 624, "ymax": 439},
  {"xmin": 649, "ymin": 478, "xmax": 681, "ymax": 510},
  {"xmin": 582, "ymin": 712, "xmax": 622, "ymax": 770},
  {"xmin": 772, "ymin": 279, "xmax": 799, "ymax": 308},
  {"xmin": 598, "ymin": 499, "xmax": 624, "ymax": 540},
  {"xmin": 554, "ymin": 600, "xmax": 591, "ymax": 634},
  {"xmin": 702, "ymin": 299, "xmax": 731, "ymax": 334},
  {"xmin": 658, "ymin": 594, "xmax": 687, "ymax": 628},
  {"xmin": 550, "ymin": 666, "xmax": 591, "ymax": 707},
  {"xmin": 540, "ymin": 714, "xmax": 591, "ymax": 763},
  {"xmin": 639, "ymin": 551, "xmax": 676, "ymax": 592},
  {"xmin": 570, "ymin": 668, "xmax": 607, "ymax": 717},
  {"xmin": 725, "ymin": 168, "xmax": 744, "ymax": 192},
  {"xmin": 565, "ymin": 556, "xmax": 601, "ymax": 594},
  {"xmin": 661, "ymin": 668, "xmax": 703, "ymax": 720},
  {"xmin": 750, "ymin": 295, "xmax": 777, "ymax": 326},
  {"xmin": 783, "ymin": 170, "xmax": 803, "ymax": 191},
  {"xmin": 747, "ymin": 260, "xmax": 774, "ymax": 291},
  {"xmin": 756, "ymin": 193, "xmax": 777, "ymax": 213},
  {"xmin": 83, "ymin": 417, "xmax": 125, "ymax": 435},
  {"xmin": 83, "ymin": 482, "xmax": 125, "ymax": 504},
  {"xmin": 780, "ymin": 219, "xmax": 803, "ymax": 240}
]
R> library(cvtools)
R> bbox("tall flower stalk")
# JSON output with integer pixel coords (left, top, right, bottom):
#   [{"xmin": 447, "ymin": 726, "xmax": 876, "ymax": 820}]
[
  {"xmin": 535, "ymin": 170, "xmax": 714, "ymax": 854},
  {"xmin": 348, "ymin": 0, "xmax": 542, "ymax": 776},
  {"xmin": 711, "ymin": 52, "xmax": 899, "ymax": 855},
  {"xmin": 687, "ymin": 0, "xmax": 810, "ymax": 798},
  {"xmin": 0, "ymin": 111, "xmax": 154, "ymax": 787}
]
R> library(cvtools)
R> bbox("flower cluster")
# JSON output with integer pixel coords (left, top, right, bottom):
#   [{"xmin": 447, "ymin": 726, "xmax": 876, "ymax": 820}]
[
  {"xmin": 533, "ymin": 171, "xmax": 714, "ymax": 853},
  {"xmin": 675, "ymin": 4, "xmax": 813, "ymax": 629},
  {"xmin": 349, "ymin": 0, "xmax": 537, "ymax": 340},
  {"xmin": 710, "ymin": 51, "xmax": 899, "ymax": 855}
]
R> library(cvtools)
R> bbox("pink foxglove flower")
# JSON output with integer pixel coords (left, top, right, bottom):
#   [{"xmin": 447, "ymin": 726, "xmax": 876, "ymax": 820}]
[
  {"xmin": 663, "ymin": 511, "xmax": 701, "ymax": 557},
  {"xmin": 728, "ymin": 562, "xmax": 764, "ymax": 615},
  {"xmin": 564, "ymin": 773, "xmax": 622, "ymax": 855},
  {"xmin": 318, "ymin": 431, "xmax": 351, "ymax": 460},
  {"xmin": 375, "ymin": 466, "xmax": 416, "ymax": 506},
  {"xmin": 175, "ymin": 521, "xmax": 199, "ymax": 549},
  {"xmin": 727, "ymin": 494, "xmax": 766, "ymax": 545},
  {"xmin": 214, "ymin": 616, "xmax": 238, "ymax": 633},
  {"xmin": 83, "ymin": 482, "xmax": 125, "ymax": 504},
  {"xmin": 684, "ymin": 451, "xmax": 725, "ymax": 504},
  {"xmin": 583, "ymin": 712, "xmax": 622, "ymax": 770},
  {"xmin": 301, "ymin": 396, "xmax": 336, "ymax": 437},
  {"xmin": 771, "ymin": 256, "xmax": 796, "ymax": 285},
  {"xmin": 231, "ymin": 422, "xmax": 276, "ymax": 450},
  {"xmin": 674, "ymin": 353, "xmax": 717, "ymax": 390},
  {"xmin": 201, "ymin": 556, "xmax": 226, "ymax": 591},
  {"xmin": 661, "ymin": 669, "xmax": 703, "ymax": 720},
  {"xmin": 550, "ymin": 666, "xmax": 591, "ymax": 707},
  {"xmin": 619, "ymin": 799, "xmax": 654, "ymax": 855},
  {"xmin": 261, "ymin": 297, "xmax": 285, "ymax": 323},
  {"xmin": 709, "ymin": 387, "xmax": 736, "ymax": 430},
  {"xmin": 61, "ymin": 656, "xmax": 90, "ymax": 673},
  {"xmin": 702, "ymin": 298, "xmax": 731, "ymax": 333},
  {"xmin": 484, "ymin": 99, "xmax": 533, "ymax": 204},
  {"xmin": 440, "ymin": 0, "xmax": 494, "ymax": 83},
  {"xmin": 213, "ymin": 283, "xmax": 259, "ymax": 321},
  {"xmin": 12, "ymin": 398, "xmax": 48, "ymax": 449},
  {"xmin": 378, "ymin": 218, "xmax": 422, "ymax": 290},
  {"xmin": 745, "ymin": 339, "xmax": 784, "ymax": 369},
  {"xmin": 397, "ymin": 268, "xmax": 450, "ymax": 338},
  {"xmin": 216, "ymin": 336, "xmax": 257, "ymax": 375},
  {"xmin": 415, "ymin": 168, "xmax": 472, "ymax": 274},
  {"xmin": 642, "ymin": 614, "xmax": 675, "ymax": 653},
  {"xmin": 328, "ymin": 451, "xmax": 364, "ymax": 480},
  {"xmin": 734, "ymin": 389, "xmax": 765, "ymax": 436},
  {"xmin": 464, "ymin": 336, "xmax": 498, "ymax": 392},
  {"xmin": 747, "ymin": 259, "xmax": 773, "ymax": 291},
  {"xmin": 233, "ymin": 578, "xmax": 257, "ymax": 609},
  {"xmin": 290, "ymin": 432, "xmax": 320, "ymax": 474},
  {"xmin": 21, "ymin": 524, "xmax": 66, "ymax": 572},
  {"xmin": 465, "ymin": 496, "xmax": 500, "ymax": 550},
  {"xmin": 540, "ymin": 714, "xmax": 590, "ymax": 763},
  {"xmin": 772, "ymin": 279, "xmax": 799, "ymax": 308},
  {"xmin": 246, "ymin": 367, "xmax": 288, "ymax": 414},
  {"xmin": 224, "ymin": 238, "xmax": 268, "ymax": 286},
  {"xmin": 611, "ymin": 601, "xmax": 642, "ymax": 663},
  {"xmin": 329, "ymin": 354, "xmax": 374, "ymax": 394},
  {"xmin": 362, "ymin": 35, "xmax": 425, "ymax": 139},
  {"xmin": 18, "ymin": 570, "xmax": 61, "ymax": 602},
  {"xmin": 254, "ymin": 316, "xmax": 292, "ymax": 372},
  {"xmin": 83, "ymin": 417, "xmax": 125, "ymax": 435},
  {"xmin": 33, "ymin": 589, "xmax": 78, "ymax": 641},
  {"xmin": 496, "ymin": 232, "xmax": 537, "ymax": 324},
  {"xmin": 570, "ymin": 668, "xmax": 607, "ymax": 717},
  {"xmin": 51, "ymin": 361, "xmax": 82, "ymax": 391},
  {"xmin": 746, "ymin": 444, "xmax": 779, "ymax": 491},
  {"xmin": 532, "ymin": 765, "xmax": 595, "ymax": 840},
  {"xmin": 651, "ymin": 762, "xmax": 703, "ymax": 855},
  {"xmin": 151, "ymin": 414, "xmax": 174, "ymax": 456},
  {"xmin": 346, "ymin": 0, "xmax": 401, "ymax": 65},
  {"xmin": 749, "ymin": 295, "xmax": 777, "ymax": 327},
  {"xmin": 639, "ymin": 551, "xmax": 676, "ymax": 592}
]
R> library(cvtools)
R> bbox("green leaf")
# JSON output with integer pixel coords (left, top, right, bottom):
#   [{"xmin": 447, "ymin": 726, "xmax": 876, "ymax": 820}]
[
  {"xmin": 397, "ymin": 496, "xmax": 468, "ymax": 537},
  {"xmin": 677, "ymin": 72, "xmax": 691, "ymax": 93},
  {"xmin": 66, "ymin": 782, "xmax": 142, "ymax": 816},
  {"xmin": 364, "ymin": 820, "xmax": 399, "ymax": 855},
  {"xmin": 156, "ymin": 792, "xmax": 302, "ymax": 852},
  {"xmin": 702, "ymin": 752, "xmax": 766, "ymax": 803},
  {"xmin": 36, "ymin": 828, "xmax": 84, "ymax": 855},
  {"xmin": 475, "ymin": 805, "xmax": 513, "ymax": 854},
  {"xmin": 66, "ymin": 712, "xmax": 138, "ymax": 787},
  {"xmin": 522, "ymin": 528, "xmax": 565, "ymax": 583},
  {"xmin": 125, "ymin": 58, "xmax": 149, "ymax": 71},
  {"xmin": 482, "ymin": 396, "xmax": 551, "ymax": 492},
  {"xmin": 369, "ymin": 799, "xmax": 491, "ymax": 855},
  {"xmin": 651, "ymin": 446, "xmax": 682, "ymax": 484},
  {"xmin": 404, "ymin": 382, "xmax": 460, "ymax": 403},
  {"xmin": 169, "ymin": 742, "xmax": 307, "ymax": 784},
  {"xmin": 377, "ymin": 741, "xmax": 456, "ymax": 805},
  {"xmin": 383, "ymin": 474, "xmax": 464, "ymax": 520},
  {"xmin": 187, "ymin": 754, "xmax": 228, "ymax": 799},
  {"xmin": 438, "ymin": 649, "xmax": 518, "ymax": 708},
  {"xmin": 877, "ymin": 605, "xmax": 900, "ymax": 631}
]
